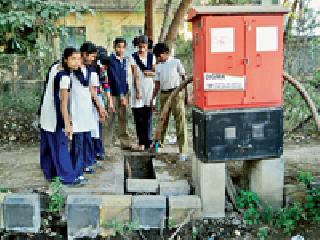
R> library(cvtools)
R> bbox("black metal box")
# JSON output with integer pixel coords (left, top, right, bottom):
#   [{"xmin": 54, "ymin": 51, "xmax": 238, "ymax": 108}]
[{"xmin": 193, "ymin": 107, "xmax": 283, "ymax": 162}]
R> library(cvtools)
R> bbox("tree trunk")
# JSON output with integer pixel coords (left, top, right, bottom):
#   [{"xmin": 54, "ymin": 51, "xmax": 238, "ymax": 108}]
[
  {"xmin": 154, "ymin": 77, "xmax": 193, "ymax": 141},
  {"xmin": 158, "ymin": 0, "xmax": 174, "ymax": 42},
  {"xmin": 284, "ymin": 0, "xmax": 299, "ymax": 40},
  {"xmin": 283, "ymin": 72, "xmax": 320, "ymax": 131},
  {"xmin": 164, "ymin": 0, "xmax": 193, "ymax": 49}
]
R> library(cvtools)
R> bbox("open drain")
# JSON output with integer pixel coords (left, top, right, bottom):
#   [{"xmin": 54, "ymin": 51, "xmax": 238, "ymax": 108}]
[{"xmin": 124, "ymin": 153, "xmax": 156, "ymax": 194}]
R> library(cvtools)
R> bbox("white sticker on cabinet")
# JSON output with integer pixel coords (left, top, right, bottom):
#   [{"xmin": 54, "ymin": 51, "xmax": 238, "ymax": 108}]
[
  {"xmin": 211, "ymin": 27, "xmax": 235, "ymax": 53},
  {"xmin": 256, "ymin": 26, "xmax": 278, "ymax": 52}
]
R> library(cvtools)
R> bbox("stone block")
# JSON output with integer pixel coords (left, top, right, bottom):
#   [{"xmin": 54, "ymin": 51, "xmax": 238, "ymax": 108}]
[
  {"xmin": 4, "ymin": 194, "xmax": 40, "ymax": 233},
  {"xmin": 132, "ymin": 195, "xmax": 166, "ymax": 229},
  {"xmin": 160, "ymin": 180, "xmax": 190, "ymax": 196},
  {"xmin": 126, "ymin": 179, "xmax": 159, "ymax": 193},
  {"xmin": 169, "ymin": 196, "xmax": 202, "ymax": 228},
  {"xmin": 0, "ymin": 193, "xmax": 9, "ymax": 230},
  {"xmin": 100, "ymin": 195, "xmax": 132, "ymax": 237},
  {"xmin": 197, "ymin": 160, "xmax": 225, "ymax": 218},
  {"xmin": 248, "ymin": 158, "xmax": 284, "ymax": 208},
  {"xmin": 67, "ymin": 195, "xmax": 101, "ymax": 239}
]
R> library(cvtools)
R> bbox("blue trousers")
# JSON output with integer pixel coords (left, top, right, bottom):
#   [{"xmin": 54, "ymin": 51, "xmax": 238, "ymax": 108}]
[
  {"xmin": 40, "ymin": 129, "xmax": 76, "ymax": 184},
  {"xmin": 71, "ymin": 132, "xmax": 96, "ymax": 177}
]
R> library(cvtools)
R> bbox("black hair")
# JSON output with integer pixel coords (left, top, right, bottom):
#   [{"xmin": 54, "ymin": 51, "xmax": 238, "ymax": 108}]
[
  {"xmin": 80, "ymin": 41, "xmax": 97, "ymax": 54},
  {"xmin": 62, "ymin": 47, "xmax": 80, "ymax": 71},
  {"xmin": 153, "ymin": 43, "xmax": 169, "ymax": 57},
  {"xmin": 132, "ymin": 36, "xmax": 139, "ymax": 48},
  {"xmin": 137, "ymin": 35, "xmax": 149, "ymax": 45},
  {"xmin": 99, "ymin": 54, "xmax": 111, "ymax": 66},
  {"xmin": 114, "ymin": 37, "xmax": 126, "ymax": 48}
]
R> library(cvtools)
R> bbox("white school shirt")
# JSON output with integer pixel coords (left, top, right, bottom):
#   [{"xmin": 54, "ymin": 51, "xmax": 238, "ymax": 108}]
[
  {"xmin": 130, "ymin": 54, "xmax": 156, "ymax": 108},
  {"xmin": 155, "ymin": 58, "xmax": 185, "ymax": 90},
  {"xmin": 90, "ymin": 71, "xmax": 104, "ymax": 139},
  {"xmin": 40, "ymin": 63, "xmax": 60, "ymax": 132},
  {"xmin": 60, "ymin": 67, "xmax": 96, "ymax": 133}
]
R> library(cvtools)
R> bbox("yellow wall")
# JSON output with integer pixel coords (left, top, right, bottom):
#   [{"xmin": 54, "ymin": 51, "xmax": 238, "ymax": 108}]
[{"xmin": 56, "ymin": 11, "xmax": 164, "ymax": 53}]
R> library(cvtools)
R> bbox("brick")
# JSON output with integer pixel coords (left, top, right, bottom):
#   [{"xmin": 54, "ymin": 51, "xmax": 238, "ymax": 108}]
[
  {"xmin": 247, "ymin": 158, "xmax": 284, "ymax": 208},
  {"xmin": 126, "ymin": 179, "xmax": 159, "ymax": 193},
  {"xmin": 160, "ymin": 180, "xmax": 190, "ymax": 196},
  {"xmin": 67, "ymin": 195, "xmax": 101, "ymax": 239},
  {"xmin": 132, "ymin": 195, "xmax": 166, "ymax": 229},
  {"xmin": 197, "ymin": 160, "xmax": 225, "ymax": 218},
  {"xmin": 169, "ymin": 196, "xmax": 202, "ymax": 228},
  {"xmin": 100, "ymin": 195, "xmax": 132, "ymax": 237},
  {"xmin": 4, "ymin": 194, "xmax": 40, "ymax": 233}
]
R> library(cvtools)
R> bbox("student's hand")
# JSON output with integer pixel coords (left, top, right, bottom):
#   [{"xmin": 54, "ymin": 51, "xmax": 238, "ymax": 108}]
[
  {"xmin": 136, "ymin": 90, "xmax": 142, "ymax": 100},
  {"xmin": 120, "ymin": 96, "xmax": 128, "ymax": 107},
  {"xmin": 150, "ymin": 99, "xmax": 156, "ymax": 112},
  {"xmin": 98, "ymin": 107, "xmax": 106, "ymax": 119},
  {"xmin": 65, "ymin": 124, "xmax": 73, "ymax": 141},
  {"xmin": 108, "ymin": 100, "xmax": 115, "ymax": 113}
]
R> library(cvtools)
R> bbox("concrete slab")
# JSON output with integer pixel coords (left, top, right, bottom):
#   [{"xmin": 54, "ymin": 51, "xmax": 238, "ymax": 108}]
[
  {"xmin": 160, "ymin": 180, "xmax": 190, "ymax": 196},
  {"xmin": 196, "ymin": 160, "xmax": 225, "ymax": 218},
  {"xmin": 169, "ymin": 195, "xmax": 202, "ymax": 228},
  {"xmin": 4, "ymin": 194, "xmax": 40, "ymax": 233},
  {"xmin": 247, "ymin": 158, "xmax": 284, "ymax": 208},
  {"xmin": 132, "ymin": 195, "xmax": 166, "ymax": 230},
  {"xmin": 67, "ymin": 195, "xmax": 101, "ymax": 239}
]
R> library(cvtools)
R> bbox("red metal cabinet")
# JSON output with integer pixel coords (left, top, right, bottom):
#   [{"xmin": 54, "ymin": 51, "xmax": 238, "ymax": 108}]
[{"xmin": 188, "ymin": 6, "xmax": 288, "ymax": 111}]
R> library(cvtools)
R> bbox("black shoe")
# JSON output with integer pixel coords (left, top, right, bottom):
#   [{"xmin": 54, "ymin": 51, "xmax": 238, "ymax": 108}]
[{"xmin": 96, "ymin": 155, "xmax": 105, "ymax": 161}]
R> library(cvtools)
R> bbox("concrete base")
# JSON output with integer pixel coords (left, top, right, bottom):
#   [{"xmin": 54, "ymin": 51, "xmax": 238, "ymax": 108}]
[
  {"xmin": 194, "ymin": 159, "xmax": 225, "ymax": 218},
  {"xmin": 245, "ymin": 158, "xmax": 284, "ymax": 208},
  {"xmin": 4, "ymin": 194, "xmax": 40, "ymax": 233}
]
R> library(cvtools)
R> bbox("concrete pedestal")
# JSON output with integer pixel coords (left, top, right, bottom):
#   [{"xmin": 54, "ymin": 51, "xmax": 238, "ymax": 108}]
[
  {"xmin": 194, "ymin": 159, "xmax": 225, "ymax": 218},
  {"xmin": 245, "ymin": 158, "xmax": 284, "ymax": 208}
]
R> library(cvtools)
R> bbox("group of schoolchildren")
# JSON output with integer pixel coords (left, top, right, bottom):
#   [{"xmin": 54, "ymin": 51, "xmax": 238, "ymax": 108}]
[{"xmin": 39, "ymin": 35, "xmax": 189, "ymax": 185}]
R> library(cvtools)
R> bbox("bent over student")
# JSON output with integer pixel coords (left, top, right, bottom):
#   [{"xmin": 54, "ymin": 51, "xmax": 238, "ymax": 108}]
[
  {"xmin": 60, "ymin": 46, "xmax": 105, "ymax": 182},
  {"xmin": 39, "ymin": 47, "xmax": 80, "ymax": 184}
]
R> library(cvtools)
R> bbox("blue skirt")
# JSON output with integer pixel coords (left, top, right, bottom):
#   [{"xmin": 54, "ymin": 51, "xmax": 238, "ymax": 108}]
[
  {"xmin": 40, "ymin": 128, "xmax": 76, "ymax": 184},
  {"xmin": 71, "ymin": 132, "xmax": 96, "ymax": 176},
  {"xmin": 93, "ymin": 123, "xmax": 105, "ymax": 158}
]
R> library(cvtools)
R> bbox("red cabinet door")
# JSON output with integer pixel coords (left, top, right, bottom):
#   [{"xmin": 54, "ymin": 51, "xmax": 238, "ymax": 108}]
[
  {"xmin": 244, "ymin": 15, "xmax": 284, "ymax": 107},
  {"xmin": 202, "ymin": 15, "xmax": 246, "ymax": 109}
]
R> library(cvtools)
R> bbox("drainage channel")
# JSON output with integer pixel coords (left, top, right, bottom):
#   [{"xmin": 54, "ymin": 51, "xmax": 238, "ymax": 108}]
[{"xmin": 124, "ymin": 153, "xmax": 157, "ymax": 194}]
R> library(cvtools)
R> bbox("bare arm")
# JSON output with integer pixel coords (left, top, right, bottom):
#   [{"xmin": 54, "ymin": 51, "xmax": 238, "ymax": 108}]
[
  {"xmin": 90, "ymin": 86, "xmax": 106, "ymax": 121},
  {"xmin": 150, "ymin": 81, "xmax": 160, "ymax": 108},
  {"xmin": 132, "ymin": 64, "xmax": 141, "ymax": 99},
  {"xmin": 60, "ymin": 89, "xmax": 72, "ymax": 140}
]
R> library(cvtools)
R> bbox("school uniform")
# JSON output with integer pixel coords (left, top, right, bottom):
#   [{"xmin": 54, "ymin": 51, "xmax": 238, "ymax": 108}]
[
  {"xmin": 60, "ymin": 67, "xmax": 96, "ymax": 177},
  {"xmin": 90, "ymin": 65, "xmax": 105, "ymax": 159},
  {"xmin": 130, "ymin": 51, "xmax": 155, "ymax": 149},
  {"xmin": 39, "ymin": 65, "xmax": 77, "ymax": 184},
  {"xmin": 155, "ymin": 58, "xmax": 188, "ymax": 154},
  {"xmin": 104, "ymin": 53, "xmax": 131, "ymax": 148}
]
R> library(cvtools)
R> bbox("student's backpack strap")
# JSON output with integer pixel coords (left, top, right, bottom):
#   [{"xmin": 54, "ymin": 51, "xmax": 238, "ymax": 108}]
[{"xmin": 38, "ymin": 60, "xmax": 60, "ymax": 116}]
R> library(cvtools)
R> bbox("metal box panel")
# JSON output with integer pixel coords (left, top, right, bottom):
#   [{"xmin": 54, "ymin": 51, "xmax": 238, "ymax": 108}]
[
  {"xmin": 193, "ymin": 107, "xmax": 283, "ymax": 162},
  {"xmin": 189, "ymin": 9, "xmax": 287, "ymax": 111}
]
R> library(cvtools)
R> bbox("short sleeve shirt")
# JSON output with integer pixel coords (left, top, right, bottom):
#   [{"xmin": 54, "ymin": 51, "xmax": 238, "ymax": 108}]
[
  {"xmin": 155, "ymin": 58, "xmax": 185, "ymax": 90},
  {"xmin": 130, "ymin": 54, "xmax": 156, "ymax": 108}
]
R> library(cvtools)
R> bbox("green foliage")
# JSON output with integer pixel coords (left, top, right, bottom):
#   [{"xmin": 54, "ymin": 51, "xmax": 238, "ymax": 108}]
[
  {"xmin": 298, "ymin": 172, "xmax": 320, "ymax": 223},
  {"xmin": 283, "ymin": 74, "xmax": 320, "ymax": 132},
  {"xmin": 0, "ymin": 0, "xmax": 91, "ymax": 54},
  {"xmin": 257, "ymin": 227, "xmax": 270, "ymax": 240},
  {"xmin": 274, "ymin": 202, "xmax": 305, "ymax": 236},
  {"xmin": 102, "ymin": 220, "xmax": 139, "ymax": 238},
  {"xmin": 0, "ymin": 188, "xmax": 9, "ymax": 193},
  {"xmin": 298, "ymin": 171, "xmax": 314, "ymax": 186},
  {"xmin": 236, "ymin": 190, "xmax": 260, "ymax": 209},
  {"xmin": 48, "ymin": 177, "xmax": 65, "ymax": 213},
  {"xmin": 237, "ymin": 172, "xmax": 320, "ymax": 237}
]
